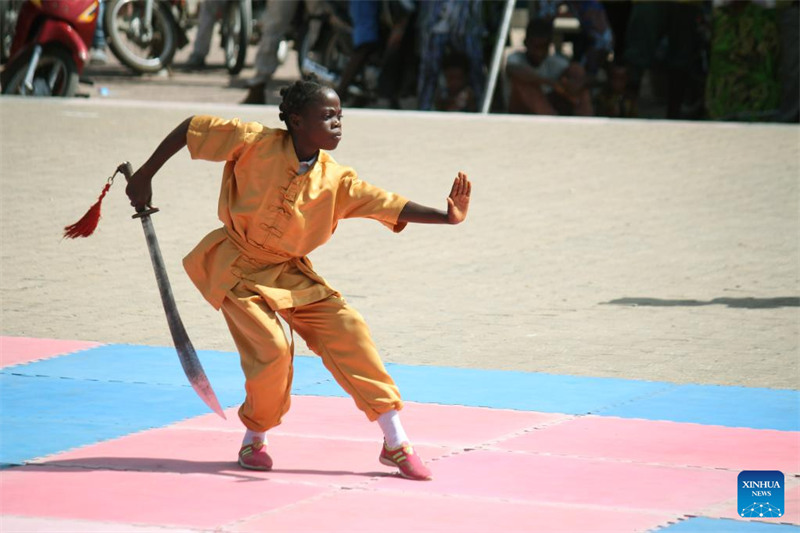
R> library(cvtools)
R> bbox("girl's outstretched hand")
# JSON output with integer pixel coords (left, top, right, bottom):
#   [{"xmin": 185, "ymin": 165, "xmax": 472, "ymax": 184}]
[{"xmin": 446, "ymin": 172, "xmax": 471, "ymax": 225}]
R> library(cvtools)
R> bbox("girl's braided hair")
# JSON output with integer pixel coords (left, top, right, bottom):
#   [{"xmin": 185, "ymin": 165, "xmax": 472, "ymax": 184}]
[{"xmin": 278, "ymin": 79, "xmax": 328, "ymax": 129}]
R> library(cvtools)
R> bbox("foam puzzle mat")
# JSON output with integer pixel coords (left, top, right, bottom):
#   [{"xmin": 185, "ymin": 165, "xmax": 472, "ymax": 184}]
[{"xmin": 1, "ymin": 336, "xmax": 798, "ymax": 532}]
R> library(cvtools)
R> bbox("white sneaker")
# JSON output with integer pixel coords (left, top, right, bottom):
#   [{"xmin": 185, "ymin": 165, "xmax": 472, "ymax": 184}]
[{"xmin": 89, "ymin": 48, "xmax": 108, "ymax": 65}]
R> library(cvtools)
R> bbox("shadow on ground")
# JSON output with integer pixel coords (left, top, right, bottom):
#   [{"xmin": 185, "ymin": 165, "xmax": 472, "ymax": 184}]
[
  {"xmin": 602, "ymin": 297, "xmax": 800, "ymax": 309},
  {"xmin": 13, "ymin": 458, "xmax": 386, "ymax": 480}
]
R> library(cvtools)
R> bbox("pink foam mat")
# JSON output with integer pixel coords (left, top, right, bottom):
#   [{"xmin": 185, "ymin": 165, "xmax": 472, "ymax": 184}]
[
  {"xmin": 496, "ymin": 415, "xmax": 800, "ymax": 474},
  {"xmin": 174, "ymin": 396, "xmax": 570, "ymax": 447},
  {"xmin": 0, "ymin": 467, "xmax": 328, "ymax": 529},
  {"xmin": 372, "ymin": 449, "xmax": 738, "ymax": 513},
  {"xmin": 230, "ymin": 489, "xmax": 677, "ymax": 533},
  {"xmin": 0, "ymin": 515, "xmax": 200, "ymax": 533},
  {"xmin": 2, "ymin": 394, "xmax": 795, "ymax": 531},
  {"xmin": 35, "ymin": 426, "xmax": 453, "ymax": 485},
  {"xmin": 0, "ymin": 336, "xmax": 101, "ymax": 368}
]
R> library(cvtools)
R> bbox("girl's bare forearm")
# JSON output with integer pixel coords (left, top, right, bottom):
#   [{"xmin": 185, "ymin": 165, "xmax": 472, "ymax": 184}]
[
  {"xmin": 398, "ymin": 201, "xmax": 450, "ymax": 224},
  {"xmin": 140, "ymin": 116, "xmax": 193, "ymax": 177}
]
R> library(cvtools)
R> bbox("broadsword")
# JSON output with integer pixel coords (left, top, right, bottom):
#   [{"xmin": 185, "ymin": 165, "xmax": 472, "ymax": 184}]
[{"xmin": 119, "ymin": 162, "xmax": 226, "ymax": 419}]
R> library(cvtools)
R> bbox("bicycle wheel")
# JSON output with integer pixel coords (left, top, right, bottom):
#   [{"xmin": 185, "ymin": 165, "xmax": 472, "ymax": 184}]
[{"xmin": 223, "ymin": 0, "xmax": 250, "ymax": 75}]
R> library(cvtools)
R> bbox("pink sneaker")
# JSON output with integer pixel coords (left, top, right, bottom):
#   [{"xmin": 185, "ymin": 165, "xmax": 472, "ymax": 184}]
[
  {"xmin": 379, "ymin": 441, "xmax": 432, "ymax": 480},
  {"xmin": 238, "ymin": 438, "xmax": 273, "ymax": 471}
]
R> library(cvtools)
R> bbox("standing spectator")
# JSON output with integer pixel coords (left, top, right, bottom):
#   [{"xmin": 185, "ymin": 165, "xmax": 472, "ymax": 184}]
[
  {"xmin": 623, "ymin": 1, "xmax": 706, "ymax": 119},
  {"xmin": 601, "ymin": 0, "xmax": 632, "ymax": 65},
  {"xmin": 90, "ymin": 0, "xmax": 108, "ymax": 65},
  {"xmin": 335, "ymin": 0, "xmax": 381, "ymax": 104},
  {"xmin": 337, "ymin": 0, "xmax": 417, "ymax": 109},
  {"xmin": 376, "ymin": 1, "xmax": 417, "ymax": 109},
  {"xmin": 184, "ymin": 0, "xmax": 225, "ymax": 70},
  {"xmin": 242, "ymin": 0, "xmax": 324, "ymax": 105},
  {"xmin": 776, "ymin": 0, "xmax": 799, "ymax": 122},
  {"xmin": 417, "ymin": 0, "xmax": 485, "ymax": 111}
]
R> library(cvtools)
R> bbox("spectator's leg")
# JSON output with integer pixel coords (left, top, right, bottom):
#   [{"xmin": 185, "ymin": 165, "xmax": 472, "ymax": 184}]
[
  {"xmin": 602, "ymin": 0, "xmax": 632, "ymax": 62},
  {"xmin": 664, "ymin": 2, "xmax": 702, "ymax": 119},
  {"xmin": 243, "ymin": 0, "xmax": 300, "ymax": 103},
  {"xmin": 461, "ymin": 32, "xmax": 486, "ymax": 110},
  {"xmin": 508, "ymin": 80, "xmax": 557, "ymax": 115},
  {"xmin": 623, "ymin": 3, "xmax": 664, "ymax": 93},
  {"xmin": 303, "ymin": 0, "xmax": 326, "ymax": 55},
  {"xmin": 777, "ymin": 3, "xmax": 799, "ymax": 122},
  {"xmin": 90, "ymin": 0, "xmax": 108, "ymax": 64},
  {"xmin": 417, "ymin": 33, "xmax": 447, "ymax": 111},
  {"xmin": 93, "ymin": 0, "xmax": 106, "ymax": 49},
  {"xmin": 187, "ymin": 0, "xmax": 221, "ymax": 67},
  {"xmin": 378, "ymin": 9, "xmax": 416, "ymax": 108},
  {"xmin": 574, "ymin": 87, "xmax": 594, "ymax": 116},
  {"xmin": 336, "ymin": 0, "xmax": 380, "ymax": 98}
]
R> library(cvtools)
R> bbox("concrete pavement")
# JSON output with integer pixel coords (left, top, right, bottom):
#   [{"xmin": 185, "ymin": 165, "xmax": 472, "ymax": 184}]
[{"xmin": 1, "ymin": 92, "xmax": 798, "ymax": 390}]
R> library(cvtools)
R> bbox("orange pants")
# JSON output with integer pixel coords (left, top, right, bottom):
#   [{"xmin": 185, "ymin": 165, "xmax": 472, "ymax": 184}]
[{"xmin": 221, "ymin": 285, "xmax": 403, "ymax": 432}]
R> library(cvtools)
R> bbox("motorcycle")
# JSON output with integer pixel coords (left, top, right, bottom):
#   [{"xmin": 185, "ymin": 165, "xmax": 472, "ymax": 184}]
[
  {"xmin": 298, "ymin": 0, "xmax": 416, "ymax": 107},
  {"xmin": 103, "ymin": 0, "xmax": 189, "ymax": 74},
  {"xmin": 1, "ymin": 0, "xmax": 98, "ymax": 96}
]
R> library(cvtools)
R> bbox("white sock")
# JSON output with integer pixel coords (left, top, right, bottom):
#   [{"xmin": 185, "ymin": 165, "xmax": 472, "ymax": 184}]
[
  {"xmin": 377, "ymin": 410, "xmax": 409, "ymax": 448},
  {"xmin": 242, "ymin": 429, "xmax": 267, "ymax": 446}
]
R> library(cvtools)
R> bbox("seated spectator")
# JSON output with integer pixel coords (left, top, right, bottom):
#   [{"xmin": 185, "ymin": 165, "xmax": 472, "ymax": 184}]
[
  {"xmin": 435, "ymin": 52, "xmax": 477, "ymax": 112},
  {"xmin": 530, "ymin": 0, "xmax": 614, "ymax": 79},
  {"xmin": 595, "ymin": 61, "xmax": 637, "ymax": 118},
  {"xmin": 549, "ymin": 61, "xmax": 594, "ymax": 116},
  {"xmin": 507, "ymin": 18, "xmax": 591, "ymax": 116}
]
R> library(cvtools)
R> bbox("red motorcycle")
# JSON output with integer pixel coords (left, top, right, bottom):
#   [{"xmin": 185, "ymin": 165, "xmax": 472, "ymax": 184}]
[{"xmin": 1, "ymin": 0, "xmax": 98, "ymax": 96}]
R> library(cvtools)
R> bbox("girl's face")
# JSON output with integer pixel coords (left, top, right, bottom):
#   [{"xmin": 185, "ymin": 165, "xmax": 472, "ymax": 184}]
[{"xmin": 292, "ymin": 88, "xmax": 343, "ymax": 152}]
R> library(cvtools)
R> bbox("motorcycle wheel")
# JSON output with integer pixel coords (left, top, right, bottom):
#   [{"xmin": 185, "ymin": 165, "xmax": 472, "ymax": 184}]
[
  {"xmin": 1, "ymin": 47, "xmax": 79, "ymax": 97},
  {"xmin": 222, "ymin": 0, "xmax": 250, "ymax": 75},
  {"xmin": 105, "ymin": 0, "xmax": 176, "ymax": 74},
  {"xmin": 0, "ymin": 0, "xmax": 22, "ymax": 65}
]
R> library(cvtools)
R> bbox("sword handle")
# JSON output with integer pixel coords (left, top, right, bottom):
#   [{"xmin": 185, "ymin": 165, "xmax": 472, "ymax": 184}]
[{"xmin": 117, "ymin": 161, "xmax": 160, "ymax": 218}]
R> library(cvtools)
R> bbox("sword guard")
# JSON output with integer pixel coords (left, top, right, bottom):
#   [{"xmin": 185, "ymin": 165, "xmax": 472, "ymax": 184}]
[{"xmin": 132, "ymin": 207, "xmax": 160, "ymax": 219}]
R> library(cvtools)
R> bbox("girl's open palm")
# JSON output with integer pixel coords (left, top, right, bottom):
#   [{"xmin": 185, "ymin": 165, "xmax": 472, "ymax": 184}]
[{"xmin": 447, "ymin": 172, "xmax": 471, "ymax": 225}]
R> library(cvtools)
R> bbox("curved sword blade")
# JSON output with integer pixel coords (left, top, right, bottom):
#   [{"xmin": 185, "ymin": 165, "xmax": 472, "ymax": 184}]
[{"xmin": 137, "ymin": 211, "xmax": 226, "ymax": 419}]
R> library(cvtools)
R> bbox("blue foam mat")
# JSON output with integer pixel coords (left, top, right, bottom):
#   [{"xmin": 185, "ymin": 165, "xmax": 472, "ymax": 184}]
[
  {"xmin": 657, "ymin": 517, "xmax": 800, "ymax": 532},
  {"xmin": 3, "ymin": 344, "xmax": 798, "ymax": 430},
  {"xmin": 0, "ymin": 373, "xmax": 230, "ymax": 465},
  {"xmin": 1, "ymin": 344, "xmax": 332, "ymax": 392},
  {"xmin": 599, "ymin": 384, "xmax": 800, "ymax": 431},
  {"xmin": 384, "ymin": 363, "xmax": 672, "ymax": 414},
  {"xmin": 1, "ymin": 343, "xmax": 798, "ymax": 466}
]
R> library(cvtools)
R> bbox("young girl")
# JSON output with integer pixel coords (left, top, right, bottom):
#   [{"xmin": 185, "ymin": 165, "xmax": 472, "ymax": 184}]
[{"xmin": 125, "ymin": 80, "xmax": 471, "ymax": 481}]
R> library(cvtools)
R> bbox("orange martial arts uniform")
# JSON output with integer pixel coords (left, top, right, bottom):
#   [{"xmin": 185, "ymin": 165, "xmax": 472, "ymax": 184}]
[{"xmin": 183, "ymin": 115, "xmax": 409, "ymax": 432}]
